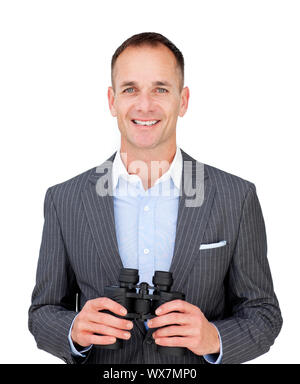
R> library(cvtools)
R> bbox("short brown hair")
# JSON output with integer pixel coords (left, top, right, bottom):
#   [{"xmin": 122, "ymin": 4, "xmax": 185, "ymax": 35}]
[{"xmin": 111, "ymin": 32, "xmax": 184, "ymax": 90}]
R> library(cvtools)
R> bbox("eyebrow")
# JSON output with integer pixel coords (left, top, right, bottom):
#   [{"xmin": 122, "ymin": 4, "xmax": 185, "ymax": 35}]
[{"xmin": 120, "ymin": 80, "xmax": 172, "ymax": 88}]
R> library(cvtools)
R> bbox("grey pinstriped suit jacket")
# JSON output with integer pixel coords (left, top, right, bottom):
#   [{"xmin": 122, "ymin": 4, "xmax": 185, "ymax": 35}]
[{"xmin": 28, "ymin": 149, "xmax": 282, "ymax": 364}]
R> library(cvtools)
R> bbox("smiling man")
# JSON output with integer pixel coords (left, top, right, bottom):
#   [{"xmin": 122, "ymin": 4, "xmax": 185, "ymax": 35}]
[
  {"xmin": 29, "ymin": 32, "xmax": 282, "ymax": 364},
  {"xmin": 108, "ymin": 40, "xmax": 189, "ymax": 191}
]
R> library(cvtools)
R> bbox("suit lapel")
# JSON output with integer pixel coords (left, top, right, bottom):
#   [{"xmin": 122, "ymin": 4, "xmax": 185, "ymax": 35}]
[
  {"xmin": 169, "ymin": 150, "xmax": 216, "ymax": 293},
  {"xmin": 81, "ymin": 152, "xmax": 123, "ymax": 285}
]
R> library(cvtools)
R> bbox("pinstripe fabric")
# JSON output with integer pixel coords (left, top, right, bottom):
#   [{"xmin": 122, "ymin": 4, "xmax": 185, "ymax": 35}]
[{"xmin": 28, "ymin": 149, "xmax": 282, "ymax": 364}]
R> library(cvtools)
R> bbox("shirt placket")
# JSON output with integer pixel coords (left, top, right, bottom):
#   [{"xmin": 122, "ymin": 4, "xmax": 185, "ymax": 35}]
[{"xmin": 137, "ymin": 195, "xmax": 155, "ymax": 286}]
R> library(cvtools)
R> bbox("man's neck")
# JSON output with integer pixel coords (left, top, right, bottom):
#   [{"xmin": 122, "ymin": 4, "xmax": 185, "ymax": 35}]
[{"xmin": 119, "ymin": 143, "xmax": 177, "ymax": 190}]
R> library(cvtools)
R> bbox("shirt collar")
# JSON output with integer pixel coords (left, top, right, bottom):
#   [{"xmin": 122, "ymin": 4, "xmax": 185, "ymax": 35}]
[{"xmin": 112, "ymin": 146, "xmax": 183, "ymax": 191}]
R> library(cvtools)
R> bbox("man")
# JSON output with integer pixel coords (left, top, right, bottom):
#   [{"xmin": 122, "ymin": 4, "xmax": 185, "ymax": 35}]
[{"xmin": 28, "ymin": 32, "xmax": 282, "ymax": 364}]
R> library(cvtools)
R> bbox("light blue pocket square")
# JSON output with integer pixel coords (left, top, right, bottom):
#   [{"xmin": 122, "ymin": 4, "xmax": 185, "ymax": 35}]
[{"xmin": 199, "ymin": 240, "xmax": 227, "ymax": 250}]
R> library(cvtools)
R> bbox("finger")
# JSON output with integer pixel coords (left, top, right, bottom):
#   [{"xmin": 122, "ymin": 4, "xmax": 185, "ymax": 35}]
[
  {"xmin": 89, "ymin": 297, "xmax": 127, "ymax": 316},
  {"xmin": 88, "ymin": 323, "xmax": 131, "ymax": 340},
  {"xmin": 155, "ymin": 336, "xmax": 193, "ymax": 348},
  {"xmin": 148, "ymin": 312, "xmax": 189, "ymax": 328},
  {"xmin": 87, "ymin": 334, "xmax": 117, "ymax": 346},
  {"xmin": 153, "ymin": 325, "xmax": 191, "ymax": 339},
  {"xmin": 155, "ymin": 300, "xmax": 199, "ymax": 316},
  {"xmin": 88, "ymin": 311, "xmax": 133, "ymax": 330}
]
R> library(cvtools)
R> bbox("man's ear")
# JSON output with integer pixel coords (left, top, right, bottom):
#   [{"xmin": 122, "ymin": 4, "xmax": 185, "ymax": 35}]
[
  {"xmin": 107, "ymin": 86, "xmax": 117, "ymax": 117},
  {"xmin": 179, "ymin": 86, "xmax": 190, "ymax": 117}
]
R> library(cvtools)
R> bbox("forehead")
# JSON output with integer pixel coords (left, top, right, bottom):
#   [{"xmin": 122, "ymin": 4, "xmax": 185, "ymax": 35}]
[{"xmin": 113, "ymin": 44, "xmax": 180, "ymax": 87}]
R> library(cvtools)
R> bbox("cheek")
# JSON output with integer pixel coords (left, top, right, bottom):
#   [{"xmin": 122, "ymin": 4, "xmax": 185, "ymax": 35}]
[
  {"xmin": 163, "ymin": 99, "xmax": 181, "ymax": 117},
  {"xmin": 114, "ymin": 99, "xmax": 132, "ymax": 118},
  {"xmin": 164, "ymin": 109, "xmax": 180, "ymax": 124}
]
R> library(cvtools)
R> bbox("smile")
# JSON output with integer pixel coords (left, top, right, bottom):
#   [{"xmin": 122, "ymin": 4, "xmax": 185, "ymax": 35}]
[{"xmin": 132, "ymin": 119, "xmax": 160, "ymax": 126}]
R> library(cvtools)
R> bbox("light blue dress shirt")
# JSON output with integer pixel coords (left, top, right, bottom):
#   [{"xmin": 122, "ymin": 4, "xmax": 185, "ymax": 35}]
[
  {"xmin": 112, "ymin": 146, "xmax": 182, "ymax": 286},
  {"xmin": 68, "ymin": 146, "xmax": 222, "ymax": 363}
]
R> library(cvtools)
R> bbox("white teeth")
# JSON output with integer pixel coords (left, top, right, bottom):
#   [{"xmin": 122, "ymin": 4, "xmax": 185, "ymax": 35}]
[{"xmin": 133, "ymin": 120, "xmax": 159, "ymax": 126}]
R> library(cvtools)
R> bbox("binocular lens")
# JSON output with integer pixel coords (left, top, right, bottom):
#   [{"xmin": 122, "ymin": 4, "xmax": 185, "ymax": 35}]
[
  {"xmin": 152, "ymin": 271, "xmax": 173, "ymax": 288},
  {"xmin": 119, "ymin": 268, "xmax": 139, "ymax": 284}
]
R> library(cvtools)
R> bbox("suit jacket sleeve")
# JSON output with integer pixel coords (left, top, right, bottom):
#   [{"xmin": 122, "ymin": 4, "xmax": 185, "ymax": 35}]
[
  {"xmin": 212, "ymin": 185, "xmax": 283, "ymax": 364},
  {"xmin": 28, "ymin": 187, "xmax": 81, "ymax": 364}
]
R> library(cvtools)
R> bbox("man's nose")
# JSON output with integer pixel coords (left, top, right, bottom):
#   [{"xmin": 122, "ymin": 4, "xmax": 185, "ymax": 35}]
[{"xmin": 135, "ymin": 92, "xmax": 155, "ymax": 112}]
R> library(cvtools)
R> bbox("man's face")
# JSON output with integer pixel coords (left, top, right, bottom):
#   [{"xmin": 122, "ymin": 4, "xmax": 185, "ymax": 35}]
[{"xmin": 108, "ymin": 44, "xmax": 189, "ymax": 152}]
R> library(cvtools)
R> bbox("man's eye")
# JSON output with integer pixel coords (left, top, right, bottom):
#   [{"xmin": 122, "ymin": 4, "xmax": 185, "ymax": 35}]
[
  {"xmin": 156, "ymin": 88, "xmax": 168, "ymax": 93},
  {"xmin": 123, "ymin": 88, "xmax": 135, "ymax": 93}
]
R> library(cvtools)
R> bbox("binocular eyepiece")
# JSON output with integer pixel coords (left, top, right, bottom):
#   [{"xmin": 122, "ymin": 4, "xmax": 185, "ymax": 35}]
[{"xmin": 96, "ymin": 268, "xmax": 186, "ymax": 357}]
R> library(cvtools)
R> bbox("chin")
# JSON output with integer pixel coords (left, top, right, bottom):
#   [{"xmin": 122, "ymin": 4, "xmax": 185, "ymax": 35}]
[
  {"xmin": 125, "ymin": 135, "xmax": 159, "ymax": 150},
  {"xmin": 132, "ymin": 142, "xmax": 158, "ymax": 150}
]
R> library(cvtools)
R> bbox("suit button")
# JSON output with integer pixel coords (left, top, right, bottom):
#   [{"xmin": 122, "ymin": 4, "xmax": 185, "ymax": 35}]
[{"xmin": 146, "ymin": 339, "xmax": 153, "ymax": 345}]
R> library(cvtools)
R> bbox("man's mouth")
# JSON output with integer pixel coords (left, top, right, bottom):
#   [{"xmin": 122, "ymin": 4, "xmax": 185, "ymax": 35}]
[{"xmin": 131, "ymin": 119, "xmax": 160, "ymax": 127}]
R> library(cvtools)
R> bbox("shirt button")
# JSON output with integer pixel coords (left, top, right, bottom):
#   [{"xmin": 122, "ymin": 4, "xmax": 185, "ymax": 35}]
[
  {"xmin": 144, "ymin": 248, "xmax": 150, "ymax": 254},
  {"xmin": 144, "ymin": 205, "xmax": 149, "ymax": 211}
]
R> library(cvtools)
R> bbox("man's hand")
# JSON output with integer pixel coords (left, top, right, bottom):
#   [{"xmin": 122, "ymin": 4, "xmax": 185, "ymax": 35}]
[
  {"xmin": 147, "ymin": 300, "xmax": 220, "ymax": 356},
  {"xmin": 71, "ymin": 297, "xmax": 133, "ymax": 348}
]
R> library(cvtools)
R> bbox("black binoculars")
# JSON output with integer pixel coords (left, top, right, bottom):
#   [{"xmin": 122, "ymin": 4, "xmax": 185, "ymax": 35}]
[{"xmin": 96, "ymin": 268, "xmax": 186, "ymax": 356}]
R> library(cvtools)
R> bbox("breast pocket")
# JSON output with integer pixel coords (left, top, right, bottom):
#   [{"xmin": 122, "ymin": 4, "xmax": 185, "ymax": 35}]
[
  {"xmin": 184, "ymin": 241, "xmax": 231, "ymax": 311},
  {"xmin": 198, "ymin": 241, "xmax": 231, "ymax": 275},
  {"xmin": 199, "ymin": 240, "xmax": 227, "ymax": 250}
]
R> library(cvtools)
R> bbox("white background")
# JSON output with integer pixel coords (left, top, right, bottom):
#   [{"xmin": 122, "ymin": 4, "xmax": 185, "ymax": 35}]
[{"xmin": 0, "ymin": 0, "xmax": 299, "ymax": 364}]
